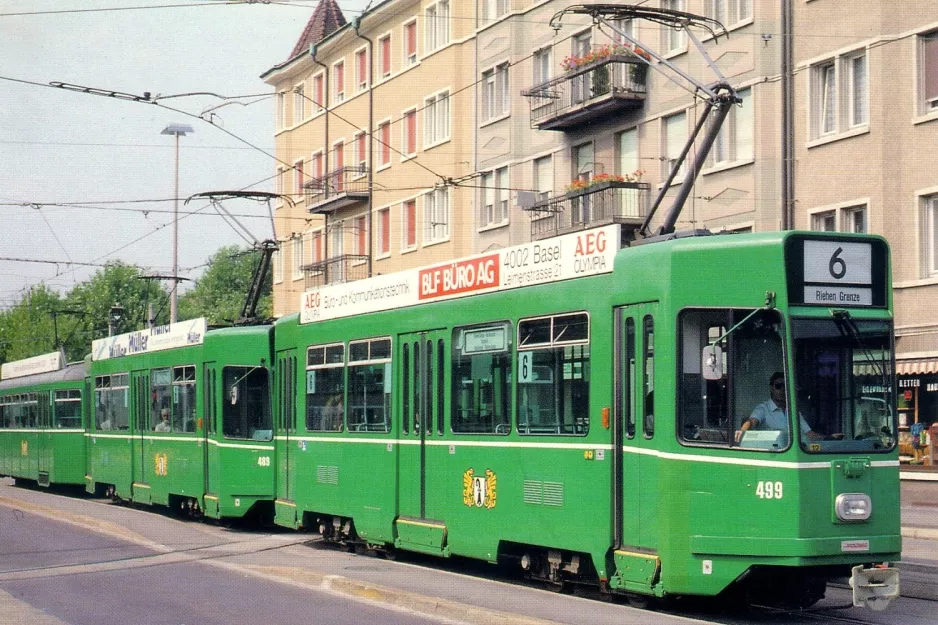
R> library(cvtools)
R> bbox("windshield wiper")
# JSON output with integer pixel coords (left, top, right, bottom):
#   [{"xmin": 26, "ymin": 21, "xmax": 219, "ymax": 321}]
[{"xmin": 831, "ymin": 309, "xmax": 887, "ymax": 384}]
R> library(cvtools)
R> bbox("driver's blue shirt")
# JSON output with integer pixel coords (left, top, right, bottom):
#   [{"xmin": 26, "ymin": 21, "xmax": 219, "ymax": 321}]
[{"xmin": 750, "ymin": 398, "xmax": 812, "ymax": 434}]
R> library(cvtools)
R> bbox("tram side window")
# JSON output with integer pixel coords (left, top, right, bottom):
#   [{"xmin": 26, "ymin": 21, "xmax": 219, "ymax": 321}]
[
  {"xmin": 517, "ymin": 313, "xmax": 590, "ymax": 436},
  {"xmin": 172, "ymin": 366, "xmax": 196, "ymax": 432},
  {"xmin": 95, "ymin": 374, "xmax": 129, "ymax": 430},
  {"xmin": 347, "ymin": 338, "xmax": 392, "ymax": 433},
  {"xmin": 222, "ymin": 366, "xmax": 272, "ymax": 440},
  {"xmin": 678, "ymin": 308, "xmax": 785, "ymax": 449},
  {"xmin": 54, "ymin": 390, "xmax": 82, "ymax": 428},
  {"xmin": 151, "ymin": 368, "xmax": 172, "ymax": 431},
  {"xmin": 305, "ymin": 344, "xmax": 345, "ymax": 432},
  {"xmin": 452, "ymin": 323, "xmax": 512, "ymax": 435}
]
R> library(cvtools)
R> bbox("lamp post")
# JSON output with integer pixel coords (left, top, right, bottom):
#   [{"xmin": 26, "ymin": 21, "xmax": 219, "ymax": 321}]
[{"xmin": 161, "ymin": 123, "xmax": 194, "ymax": 324}]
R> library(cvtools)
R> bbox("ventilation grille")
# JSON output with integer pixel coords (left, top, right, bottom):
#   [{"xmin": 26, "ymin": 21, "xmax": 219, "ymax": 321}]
[
  {"xmin": 523, "ymin": 480, "xmax": 564, "ymax": 507},
  {"xmin": 317, "ymin": 465, "xmax": 339, "ymax": 485}
]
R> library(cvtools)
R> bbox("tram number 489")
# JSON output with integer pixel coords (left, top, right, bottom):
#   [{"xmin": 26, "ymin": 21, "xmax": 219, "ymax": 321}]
[
  {"xmin": 755, "ymin": 481, "xmax": 784, "ymax": 499},
  {"xmin": 257, "ymin": 456, "xmax": 271, "ymax": 467}
]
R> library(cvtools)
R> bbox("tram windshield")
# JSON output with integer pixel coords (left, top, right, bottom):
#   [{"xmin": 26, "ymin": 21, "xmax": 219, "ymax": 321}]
[
  {"xmin": 679, "ymin": 308, "xmax": 790, "ymax": 450},
  {"xmin": 791, "ymin": 316, "xmax": 896, "ymax": 453}
]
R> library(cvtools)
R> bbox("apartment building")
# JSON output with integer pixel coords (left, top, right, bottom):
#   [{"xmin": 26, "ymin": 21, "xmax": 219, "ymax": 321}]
[
  {"xmin": 790, "ymin": 1, "xmax": 938, "ymax": 428},
  {"xmin": 261, "ymin": 0, "xmax": 475, "ymax": 317},
  {"xmin": 264, "ymin": 0, "xmax": 938, "ymax": 428}
]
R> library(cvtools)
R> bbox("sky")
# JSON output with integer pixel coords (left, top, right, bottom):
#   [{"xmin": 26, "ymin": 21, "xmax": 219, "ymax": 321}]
[{"xmin": 0, "ymin": 0, "xmax": 371, "ymax": 310}]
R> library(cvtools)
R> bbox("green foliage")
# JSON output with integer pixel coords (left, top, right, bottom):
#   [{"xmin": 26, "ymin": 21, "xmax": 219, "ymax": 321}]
[
  {"xmin": 178, "ymin": 245, "xmax": 272, "ymax": 325},
  {"xmin": 0, "ymin": 284, "xmax": 65, "ymax": 363},
  {"xmin": 65, "ymin": 262, "xmax": 169, "ymax": 358}
]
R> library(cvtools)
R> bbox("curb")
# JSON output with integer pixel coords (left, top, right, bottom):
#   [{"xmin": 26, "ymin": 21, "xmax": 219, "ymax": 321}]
[
  {"xmin": 901, "ymin": 526, "xmax": 938, "ymax": 541},
  {"xmin": 222, "ymin": 563, "xmax": 563, "ymax": 625}
]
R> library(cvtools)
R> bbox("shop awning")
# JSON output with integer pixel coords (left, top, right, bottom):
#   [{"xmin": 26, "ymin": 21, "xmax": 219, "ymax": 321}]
[{"xmin": 896, "ymin": 358, "xmax": 938, "ymax": 376}]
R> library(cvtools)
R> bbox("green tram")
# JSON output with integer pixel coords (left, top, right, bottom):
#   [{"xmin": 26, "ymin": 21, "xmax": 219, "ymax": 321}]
[
  {"xmin": 275, "ymin": 225, "xmax": 900, "ymax": 609},
  {"xmin": 0, "ymin": 353, "xmax": 85, "ymax": 487},
  {"xmin": 85, "ymin": 319, "xmax": 275, "ymax": 520}
]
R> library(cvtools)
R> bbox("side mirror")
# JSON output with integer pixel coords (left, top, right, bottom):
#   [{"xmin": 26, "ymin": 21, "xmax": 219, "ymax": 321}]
[{"xmin": 702, "ymin": 345, "xmax": 723, "ymax": 380}]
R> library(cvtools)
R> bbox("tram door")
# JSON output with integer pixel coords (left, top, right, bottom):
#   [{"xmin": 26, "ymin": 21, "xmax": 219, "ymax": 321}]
[
  {"xmin": 275, "ymin": 350, "xmax": 298, "ymax": 505},
  {"xmin": 398, "ymin": 330, "xmax": 448, "ymax": 523},
  {"xmin": 615, "ymin": 303, "xmax": 659, "ymax": 551},
  {"xmin": 131, "ymin": 371, "xmax": 150, "ymax": 486},
  {"xmin": 202, "ymin": 362, "xmax": 219, "ymax": 500},
  {"xmin": 36, "ymin": 391, "xmax": 50, "ymax": 484}
]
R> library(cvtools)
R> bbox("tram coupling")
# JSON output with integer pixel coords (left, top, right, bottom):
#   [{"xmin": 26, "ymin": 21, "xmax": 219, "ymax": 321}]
[{"xmin": 849, "ymin": 564, "xmax": 899, "ymax": 610}]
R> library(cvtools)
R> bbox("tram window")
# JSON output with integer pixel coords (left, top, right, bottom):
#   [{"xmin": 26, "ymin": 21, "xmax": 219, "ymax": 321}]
[
  {"xmin": 171, "ymin": 366, "xmax": 196, "ymax": 432},
  {"xmin": 95, "ymin": 374, "xmax": 129, "ymax": 431},
  {"xmin": 452, "ymin": 323, "xmax": 512, "ymax": 435},
  {"xmin": 678, "ymin": 308, "xmax": 785, "ymax": 450},
  {"xmin": 643, "ymin": 316, "xmax": 654, "ymax": 438},
  {"xmin": 54, "ymin": 390, "xmax": 82, "ymax": 428},
  {"xmin": 347, "ymin": 338, "xmax": 392, "ymax": 433},
  {"xmin": 517, "ymin": 313, "xmax": 590, "ymax": 436},
  {"xmin": 222, "ymin": 366, "xmax": 272, "ymax": 440},
  {"xmin": 306, "ymin": 343, "xmax": 345, "ymax": 432},
  {"xmin": 402, "ymin": 343, "xmax": 410, "ymax": 434}
]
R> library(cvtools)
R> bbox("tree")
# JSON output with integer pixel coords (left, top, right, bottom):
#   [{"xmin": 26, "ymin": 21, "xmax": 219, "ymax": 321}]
[
  {"xmin": 178, "ymin": 245, "xmax": 272, "ymax": 325},
  {"xmin": 66, "ymin": 262, "xmax": 170, "ymax": 352},
  {"xmin": 0, "ymin": 284, "xmax": 66, "ymax": 362}
]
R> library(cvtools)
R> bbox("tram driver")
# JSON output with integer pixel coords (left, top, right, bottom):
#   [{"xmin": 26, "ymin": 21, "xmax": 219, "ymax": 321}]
[
  {"xmin": 154, "ymin": 408, "xmax": 171, "ymax": 432},
  {"xmin": 735, "ymin": 372, "xmax": 830, "ymax": 444}
]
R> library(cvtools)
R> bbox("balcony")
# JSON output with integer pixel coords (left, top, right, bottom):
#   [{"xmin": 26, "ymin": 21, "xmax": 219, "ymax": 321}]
[
  {"xmin": 302, "ymin": 254, "xmax": 370, "ymax": 289},
  {"xmin": 522, "ymin": 56, "xmax": 647, "ymax": 131},
  {"xmin": 524, "ymin": 179, "xmax": 650, "ymax": 242},
  {"xmin": 304, "ymin": 165, "xmax": 370, "ymax": 214}
]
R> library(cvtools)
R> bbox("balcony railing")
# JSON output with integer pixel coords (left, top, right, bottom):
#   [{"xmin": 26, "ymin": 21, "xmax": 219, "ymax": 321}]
[
  {"xmin": 304, "ymin": 165, "xmax": 370, "ymax": 213},
  {"xmin": 521, "ymin": 56, "xmax": 647, "ymax": 131},
  {"xmin": 524, "ymin": 180, "xmax": 650, "ymax": 241},
  {"xmin": 302, "ymin": 254, "xmax": 370, "ymax": 289}
]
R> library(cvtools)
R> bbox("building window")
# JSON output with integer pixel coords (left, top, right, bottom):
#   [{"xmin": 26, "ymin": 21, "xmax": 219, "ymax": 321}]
[
  {"xmin": 709, "ymin": 87, "xmax": 753, "ymax": 166},
  {"xmin": 356, "ymin": 49, "xmax": 368, "ymax": 92},
  {"xmin": 481, "ymin": 166, "xmax": 509, "ymax": 227},
  {"xmin": 923, "ymin": 195, "xmax": 938, "ymax": 276},
  {"xmin": 294, "ymin": 160, "xmax": 305, "ymax": 198},
  {"xmin": 403, "ymin": 109, "xmax": 417, "ymax": 157},
  {"xmin": 311, "ymin": 152, "xmax": 323, "ymax": 181},
  {"xmin": 292, "ymin": 236, "xmax": 305, "ymax": 280},
  {"xmin": 482, "ymin": 0, "xmax": 509, "ymax": 24},
  {"xmin": 273, "ymin": 247, "xmax": 283, "ymax": 283},
  {"xmin": 404, "ymin": 20, "xmax": 417, "ymax": 66},
  {"xmin": 356, "ymin": 216, "xmax": 367, "ymax": 256},
  {"xmin": 708, "ymin": 0, "xmax": 752, "ymax": 28},
  {"xmin": 402, "ymin": 199, "xmax": 417, "ymax": 249},
  {"xmin": 311, "ymin": 230, "xmax": 323, "ymax": 263},
  {"xmin": 333, "ymin": 141, "xmax": 344, "ymax": 192},
  {"xmin": 276, "ymin": 167, "xmax": 285, "ymax": 198},
  {"xmin": 313, "ymin": 74, "xmax": 324, "ymax": 112},
  {"xmin": 919, "ymin": 32, "xmax": 938, "ymax": 114},
  {"xmin": 843, "ymin": 205, "xmax": 867, "ymax": 233},
  {"xmin": 426, "ymin": 0, "xmax": 450, "ymax": 53},
  {"xmin": 334, "ymin": 60, "xmax": 345, "ymax": 103},
  {"xmin": 354, "ymin": 132, "xmax": 367, "ymax": 176},
  {"xmin": 377, "ymin": 121, "xmax": 391, "ymax": 167},
  {"xmin": 424, "ymin": 187, "xmax": 450, "ymax": 243},
  {"xmin": 610, "ymin": 18, "xmax": 634, "ymax": 43},
  {"xmin": 378, "ymin": 208, "xmax": 391, "ymax": 256},
  {"xmin": 533, "ymin": 48, "xmax": 551, "ymax": 86},
  {"xmin": 662, "ymin": 0, "xmax": 686, "ymax": 54},
  {"xmin": 277, "ymin": 91, "xmax": 286, "ymax": 129},
  {"xmin": 481, "ymin": 63, "xmax": 510, "ymax": 122},
  {"xmin": 811, "ymin": 210, "xmax": 836, "ymax": 232},
  {"xmin": 294, "ymin": 84, "xmax": 305, "ymax": 122},
  {"xmin": 424, "ymin": 91, "xmax": 450, "ymax": 147},
  {"xmin": 810, "ymin": 50, "xmax": 868, "ymax": 140},
  {"xmin": 663, "ymin": 112, "xmax": 687, "ymax": 179},
  {"xmin": 533, "ymin": 155, "xmax": 553, "ymax": 203},
  {"xmin": 379, "ymin": 35, "xmax": 392, "ymax": 78}
]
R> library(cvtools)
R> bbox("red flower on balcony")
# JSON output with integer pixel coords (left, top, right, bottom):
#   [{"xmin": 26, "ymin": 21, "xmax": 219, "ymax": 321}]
[
  {"xmin": 564, "ymin": 170, "xmax": 645, "ymax": 194},
  {"xmin": 560, "ymin": 43, "xmax": 652, "ymax": 72}
]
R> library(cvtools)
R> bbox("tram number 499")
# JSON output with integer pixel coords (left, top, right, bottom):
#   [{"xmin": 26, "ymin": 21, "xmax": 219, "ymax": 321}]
[{"xmin": 755, "ymin": 481, "xmax": 784, "ymax": 499}]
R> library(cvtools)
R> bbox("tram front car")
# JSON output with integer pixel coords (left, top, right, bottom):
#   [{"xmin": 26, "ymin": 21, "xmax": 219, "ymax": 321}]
[{"xmin": 674, "ymin": 233, "xmax": 900, "ymax": 610}]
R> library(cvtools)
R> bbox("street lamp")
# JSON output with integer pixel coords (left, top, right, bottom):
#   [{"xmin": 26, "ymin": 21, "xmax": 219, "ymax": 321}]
[{"xmin": 161, "ymin": 122, "xmax": 194, "ymax": 324}]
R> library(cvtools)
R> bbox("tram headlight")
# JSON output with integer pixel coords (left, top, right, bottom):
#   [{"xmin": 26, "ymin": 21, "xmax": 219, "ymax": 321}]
[{"xmin": 835, "ymin": 493, "xmax": 872, "ymax": 521}]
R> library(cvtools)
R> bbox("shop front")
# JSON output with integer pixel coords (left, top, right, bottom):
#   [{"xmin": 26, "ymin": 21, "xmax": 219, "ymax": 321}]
[{"xmin": 896, "ymin": 359, "xmax": 938, "ymax": 467}]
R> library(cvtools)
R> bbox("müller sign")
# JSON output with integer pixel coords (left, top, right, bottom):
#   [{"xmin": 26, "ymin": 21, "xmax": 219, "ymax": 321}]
[
  {"xmin": 300, "ymin": 225, "xmax": 620, "ymax": 324},
  {"xmin": 91, "ymin": 318, "xmax": 207, "ymax": 361}
]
